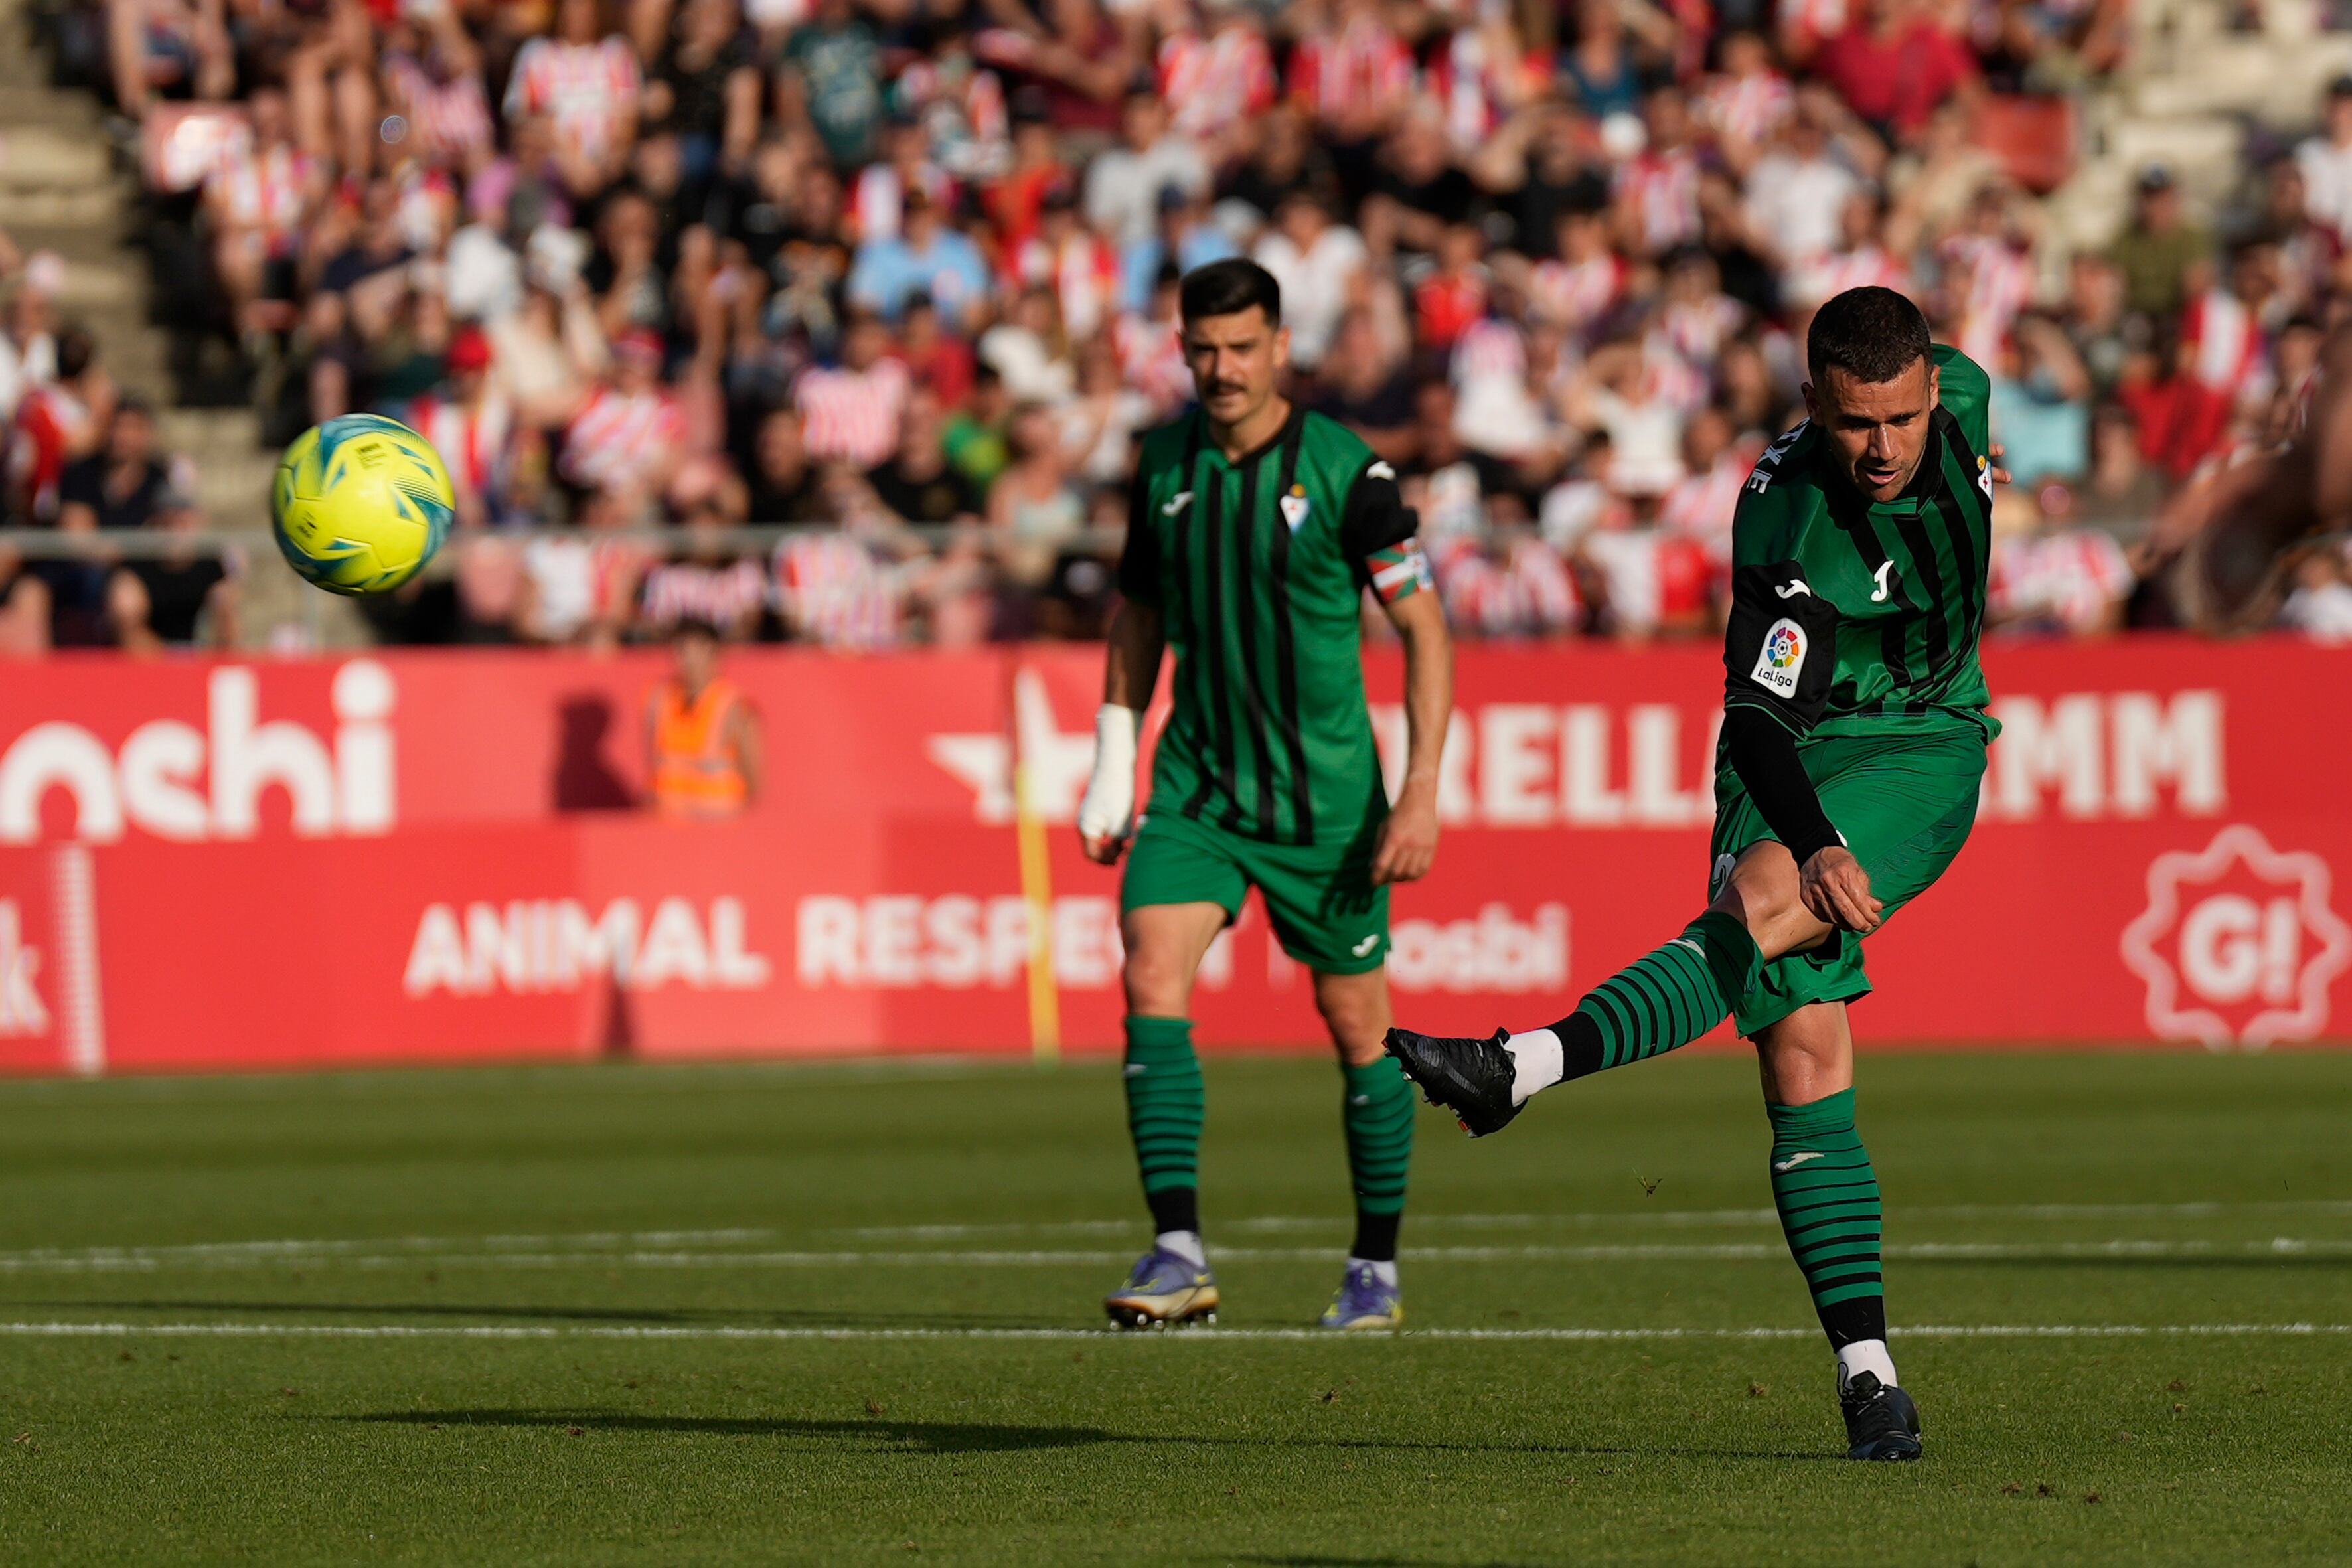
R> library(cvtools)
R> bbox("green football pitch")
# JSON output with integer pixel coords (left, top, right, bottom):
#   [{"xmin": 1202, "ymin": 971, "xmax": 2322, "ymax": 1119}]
[{"xmin": 0, "ymin": 1050, "xmax": 2347, "ymax": 1566}]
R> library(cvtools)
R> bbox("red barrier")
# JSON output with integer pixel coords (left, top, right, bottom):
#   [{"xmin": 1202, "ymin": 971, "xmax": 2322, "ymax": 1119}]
[{"xmin": 0, "ymin": 638, "xmax": 2344, "ymax": 1072}]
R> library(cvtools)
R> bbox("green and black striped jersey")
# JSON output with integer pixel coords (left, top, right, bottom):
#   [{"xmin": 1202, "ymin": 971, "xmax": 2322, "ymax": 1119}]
[
  {"xmin": 1119, "ymin": 405, "xmax": 1425, "ymax": 846},
  {"xmin": 1722, "ymin": 344, "xmax": 1999, "ymax": 742}
]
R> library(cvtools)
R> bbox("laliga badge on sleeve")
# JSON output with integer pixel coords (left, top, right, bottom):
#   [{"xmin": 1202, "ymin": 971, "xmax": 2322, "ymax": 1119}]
[{"xmin": 1749, "ymin": 617, "xmax": 1806, "ymax": 697}]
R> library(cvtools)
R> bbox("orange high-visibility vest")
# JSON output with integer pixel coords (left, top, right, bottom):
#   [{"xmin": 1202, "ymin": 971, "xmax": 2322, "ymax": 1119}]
[{"xmin": 649, "ymin": 677, "xmax": 747, "ymax": 819}]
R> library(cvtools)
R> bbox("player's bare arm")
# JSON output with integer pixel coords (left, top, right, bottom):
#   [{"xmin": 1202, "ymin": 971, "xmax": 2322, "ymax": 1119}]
[
  {"xmin": 1370, "ymin": 588, "xmax": 1450, "ymax": 887},
  {"xmin": 1079, "ymin": 599, "xmax": 1164, "ymax": 865}
]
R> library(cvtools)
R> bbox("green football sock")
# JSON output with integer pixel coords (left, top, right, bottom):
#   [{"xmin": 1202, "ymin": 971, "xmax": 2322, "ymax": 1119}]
[
  {"xmin": 1340, "ymin": 1056, "xmax": 1415, "ymax": 1261},
  {"xmin": 1123, "ymin": 1016, "xmax": 1204, "ymax": 1236},
  {"xmin": 1549, "ymin": 911, "xmax": 1763, "ymax": 1078},
  {"xmin": 1767, "ymin": 1087, "xmax": 1888, "ymax": 1348}
]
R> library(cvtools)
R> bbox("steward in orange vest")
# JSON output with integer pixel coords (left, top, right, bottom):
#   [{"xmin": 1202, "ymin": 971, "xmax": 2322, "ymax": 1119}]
[{"xmin": 645, "ymin": 621, "xmax": 761, "ymax": 819}]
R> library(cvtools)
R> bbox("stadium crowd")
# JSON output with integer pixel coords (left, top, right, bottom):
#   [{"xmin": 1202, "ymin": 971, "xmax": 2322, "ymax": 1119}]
[{"xmin": 6, "ymin": 0, "xmax": 2352, "ymax": 651}]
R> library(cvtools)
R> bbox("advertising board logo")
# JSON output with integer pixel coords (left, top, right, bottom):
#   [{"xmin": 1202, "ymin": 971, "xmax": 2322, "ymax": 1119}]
[
  {"xmin": 0, "ymin": 902, "xmax": 48, "ymax": 1038},
  {"xmin": 2119, "ymin": 825, "xmax": 2352, "ymax": 1048},
  {"xmin": 0, "ymin": 661, "xmax": 396, "ymax": 844}
]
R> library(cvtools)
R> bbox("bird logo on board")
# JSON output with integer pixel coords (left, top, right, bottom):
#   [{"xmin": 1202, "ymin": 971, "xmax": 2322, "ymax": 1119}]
[{"xmin": 1279, "ymin": 485, "xmax": 1311, "ymax": 531}]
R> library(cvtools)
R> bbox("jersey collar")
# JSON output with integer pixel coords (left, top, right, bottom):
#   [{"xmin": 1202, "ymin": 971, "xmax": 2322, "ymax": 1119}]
[{"xmin": 1199, "ymin": 401, "xmax": 1302, "ymax": 469}]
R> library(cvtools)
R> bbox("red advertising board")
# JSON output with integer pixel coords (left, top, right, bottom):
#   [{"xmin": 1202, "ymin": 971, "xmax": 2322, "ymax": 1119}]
[{"xmin": 0, "ymin": 637, "xmax": 2343, "ymax": 1073}]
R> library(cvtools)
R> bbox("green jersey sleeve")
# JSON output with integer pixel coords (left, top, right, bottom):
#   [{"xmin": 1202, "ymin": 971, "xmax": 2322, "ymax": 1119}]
[
  {"xmin": 1932, "ymin": 343, "xmax": 1992, "ymax": 465},
  {"xmin": 1721, "ymin": 425, "xmax": 1838, "ymax": 734}
]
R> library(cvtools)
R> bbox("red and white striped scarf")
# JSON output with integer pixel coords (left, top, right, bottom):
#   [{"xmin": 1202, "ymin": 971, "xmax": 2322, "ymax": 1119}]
[
  {"xmin": 1940, "ymin": 233, "xmax": 2036, "ymax": 368},
  {"xmin": 1615, "ymin": 149, "xmax": 1703, "ymax": 256},
  {"xmin": 385, "ymin": 54, "xmax": 494, "ymax": 169},
  {"xmin": 1698, "ymin": 70, "xmax": 1794, "ymax": 148},
  {"xmin": 1158, "ymin": 25, "xmax": 1276, "ymax": 143},
  {"xmin": 1012, "ymin": 230, "xmax": 1122, "ymax": 343},
  {"xmin": 1288, "ymin": 13, "xmax": 1413, "ymax": 124},
  {"xmin": 2181, "ymin": 287, "xmax": 2267, "ymax": 395},
  {"xmin": 640, "ymin": 558, "xmax": 769, "ymax": 631},
  {"xmin": 1658, "ymin": 453, "xmax": 1753, "ymax": 562},
  {"xmin": 208, "ymin": 141, "xmax": 316, "ymax": 238},
  {"xmin": 409, "ymin": 391, "xmax": 513, "ymax": 500},
  {"xmin": 1435, "ymin": 537, "xmax": 1583, "ymax": 638},
  {"xmin": 1111, "ymin": 311, "xmax": 1192, "ymax": 415},
  {"xmin": 1529, "ymin": 253, "xmax": 1626, "ymax": 341},
  {"xmin": 1991, "ymin": 530, "xmax": 2134, "ymax": 633},
  {"xmin": 1786, "ymin": 242, "xmax": 1911, "ymax": 308},
  {"xmin": 561, "ymin": 386, "xmax": 687, "ymax": 492},
  {"xmin": 773, "ymin": 532, "xmax": 908, "ymax": 649},
  {"xmin": 503, "ymin": 37, "xmax": 641, "ymax": 167},
  {"xmin": 794, "ymin": 359, "xmax": 911, "ymax": 470}
]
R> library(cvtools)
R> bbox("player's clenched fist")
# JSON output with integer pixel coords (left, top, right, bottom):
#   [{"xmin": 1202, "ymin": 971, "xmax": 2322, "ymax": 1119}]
[
  {"xmin": 1077, "ymin": 704, "xmax": 1141, "ymax": 864},
  {"xmin": 1369, "ymin": 783, "xmax": 1440, "ymax": 886},
  {"xmin": 1800, "ymin": 845, "xmax": 1883, "ymax": 933}
]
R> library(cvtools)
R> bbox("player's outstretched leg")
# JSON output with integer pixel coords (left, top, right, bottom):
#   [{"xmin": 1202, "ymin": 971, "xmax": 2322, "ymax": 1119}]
[
  {"xmin": 1106, "ymin": 1014, "xmax": 1218, "ymax": 1328},
  {"xmin": 1318, "ymin": 969, "xmax": 1413, "ymax": 1329},
  {"xmin": 1757, "ymin": 1004, "xmax": 1919, "ymax": 1460},
  {"xmin": 1385, "ymin": 909, "xmax": 1763, "ymax": 1135}
]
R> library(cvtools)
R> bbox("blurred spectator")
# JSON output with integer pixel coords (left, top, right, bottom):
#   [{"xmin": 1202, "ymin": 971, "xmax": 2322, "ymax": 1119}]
[
  {"xmin": 56, "ymin": 400, "xmax": 194, "ymax": 534},
  {"xmin": 1253, "ymin": 191, "xmax": 1367, "ymax": 372},
  {"xmin": 2107, "ymin": 167, "xmax": 2212, "ymax": 323},
  {"xmin": 794, "ymin": 312, "xmax": 909, "ymax": 469},
  {"xmin": 986, "ymin": 402, "xmax": 1085, "ymax": 586},
  {"xmin": 2070, "ymin": 404, "xmax": 2169, "ymax": 531},
  {"xmin": 107, "ymin": 492, "xmax": 240, "ymax": 652},
  {"xmin": 1990, "ymin": 315, "xmax": 2091, "ymax": 488},
  {"xmin": 1436, "ymin": 497, "xmax": 1584, "ymax": 639},
  {"xmin": 1085, "ymin": 90, "xmax": 1212, "ymax": 251},
  {"xmin": 870, "ymin": 390, "xmax": 979, "ymax": 526},
  {"xmin": 846, "ymin": 189, "xmax": 991, "ymax": 328},
  {"xmin": 50, "ymin": 0, "xmax": 2338, "ymax": 651},
  {"xmin": 2280, "ymin": 544, "xmax": 2352, "ymax": 641},
  {"xmin": 9, "ymin": 327, "xmax": 111, "ymax": 524},
  {"xmin": 1989, "ymin": 483, "xmax": 2135, "ymax": 635},
  {"xmin": 1814, "ymin": 0, "xmax": 1980, "ymax": 144},
  {"xmin": 773, "ymin": 474, "xmax": 925, "ymax": 647},
  {"xmin": 2295, "ymin": 74, "xmax": 2352, "ymax": 245}
]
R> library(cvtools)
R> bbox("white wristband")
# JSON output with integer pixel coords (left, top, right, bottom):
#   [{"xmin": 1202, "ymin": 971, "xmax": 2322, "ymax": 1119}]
[{"xmin": 1077, "ymin": 704, "xmax": 1142, "ymax": 844}]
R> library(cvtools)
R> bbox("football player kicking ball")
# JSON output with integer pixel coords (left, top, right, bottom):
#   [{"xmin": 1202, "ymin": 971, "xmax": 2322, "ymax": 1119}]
[
  {"xmin": 1388, "ymin": 287, "xmax": 1997, "ymax": 1459},
  {"xmin": 1079, "ymin": 258, "xmax": 1454, "ymax": 1332}
]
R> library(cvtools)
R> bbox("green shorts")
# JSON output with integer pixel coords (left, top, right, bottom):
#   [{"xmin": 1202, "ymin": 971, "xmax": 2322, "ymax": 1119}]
[
  {"xmin": 1709, "ymin": 725, "xmax": 1987, "ymax": 1037},
  {"xmin": 1121, "ymin": 810, "xmax": 1389, "ymax": 975}
]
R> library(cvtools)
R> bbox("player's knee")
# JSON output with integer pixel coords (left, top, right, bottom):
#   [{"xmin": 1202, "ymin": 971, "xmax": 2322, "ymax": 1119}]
[
  {"xmin": 1311, "ymin": 977, "xmax": 1390, "ymax": 1062},
  {"xmin": 1121, "ymin": 946, "xmax": 1194, "ymax": 1016},
  {"xmin": 1713, "ymin": 844, "xmax": 1818, "ymax": 958}
]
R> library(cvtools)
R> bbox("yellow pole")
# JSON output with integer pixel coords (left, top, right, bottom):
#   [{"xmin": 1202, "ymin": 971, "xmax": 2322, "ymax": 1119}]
[{"xmin": 1012, "ymin": 686, "xmax": 1061, "ymax": 1067}]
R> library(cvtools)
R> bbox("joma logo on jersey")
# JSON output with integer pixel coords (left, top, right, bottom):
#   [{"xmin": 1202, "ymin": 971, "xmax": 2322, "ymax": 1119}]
[{"xmin": 1750, "ymin": 619, "xmax": 1806, "ymax": 697}]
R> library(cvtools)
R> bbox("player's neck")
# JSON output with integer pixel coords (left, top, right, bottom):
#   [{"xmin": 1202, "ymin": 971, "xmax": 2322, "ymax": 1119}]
[{"xmin": 1206, "ymin": 394, "xmax": 1293, "ymax": 464}]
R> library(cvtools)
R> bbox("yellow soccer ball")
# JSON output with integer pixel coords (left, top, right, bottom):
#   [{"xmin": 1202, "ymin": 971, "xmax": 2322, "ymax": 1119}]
[{"xmin": 271, "ymin": 414, "xmax": 456, "ymax": 595}]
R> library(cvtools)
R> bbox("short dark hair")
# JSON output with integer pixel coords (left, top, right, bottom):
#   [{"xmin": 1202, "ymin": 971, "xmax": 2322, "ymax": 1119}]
[
  {"xmin": 1806, "ymin": 287, "xmax": 1931, "ymax": 386},
  {"xmin": 1179, "ymin": 258, "xmax": 1281, "ymax": 327}
]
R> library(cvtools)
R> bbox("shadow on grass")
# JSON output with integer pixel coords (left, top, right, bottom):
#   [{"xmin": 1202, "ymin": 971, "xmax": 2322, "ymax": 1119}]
[
  {"xmin": 16, "ymin": 1298, "xmax": 1051, "ymax": 1328},
  {"xmin": 337, "ymin": 1409, "xmax": 1831, "ymax": 1463},
  {"xmin": 1231, "ymin": 1559, "xmax": 1552, "ymax": 1568},
  {"xmin": 347, "ymin": 1409, "xmax": 1121, "ymax": 1452}
]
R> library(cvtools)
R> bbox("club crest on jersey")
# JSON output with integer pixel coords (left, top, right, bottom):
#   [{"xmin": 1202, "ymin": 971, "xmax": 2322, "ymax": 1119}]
[
  {"xmin": 1279, "ymin": 485, "xmax": 1310, "ymax": 531},
  {"xmin": 1976, "ymin": 455, "xmax": 1992, "ymax": 502},
  {"xmin": 1750, "ymin": 617, "xmax": 1807, "ymax": 697}
]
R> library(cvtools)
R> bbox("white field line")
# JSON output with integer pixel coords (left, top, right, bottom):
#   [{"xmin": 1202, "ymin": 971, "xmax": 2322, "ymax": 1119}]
[
  {"xmin": 1, "ymin": 1238, "xmax": 2349, "ymax": 1274},
  {"xmin": 10, "ymin": 1200, "xmax": 2345, "ymax": 1273},
  {"xmin": 844, "ymin": 1199, "xmax": 2352, "ymax": 1239},
  {"xmin": 0, "ymin": 1321, "xmax": 2348, "ymax": 1343}
]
